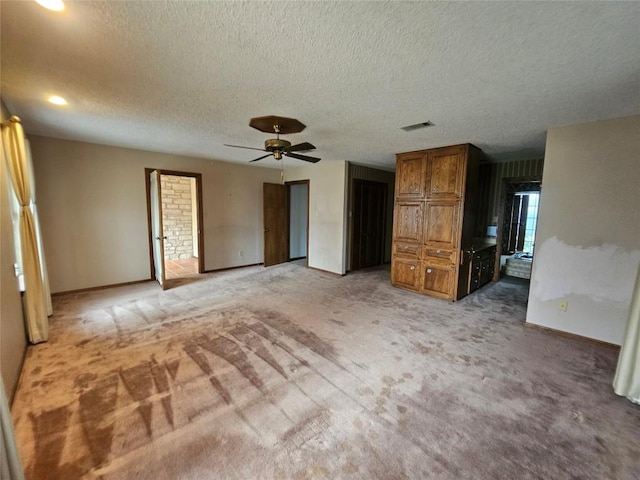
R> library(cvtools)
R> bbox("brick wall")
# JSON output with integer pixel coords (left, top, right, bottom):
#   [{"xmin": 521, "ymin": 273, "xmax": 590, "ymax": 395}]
[{"xmin": 161, "ymin": 175, "xmax": 193, "ymax": 260}]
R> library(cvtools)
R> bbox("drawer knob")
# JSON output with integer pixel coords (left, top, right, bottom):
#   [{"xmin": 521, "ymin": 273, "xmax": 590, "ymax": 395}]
[
  {"xmin": 427, "ymin": 268, "xmax": 432, "ymax": 274},
  {"xmin": 410, "ymin": 265, "xmax": 415, "ymax": 271},
  {"xmin": 436, "ymin": 249, "xmax": 441, "ymax": 253}
]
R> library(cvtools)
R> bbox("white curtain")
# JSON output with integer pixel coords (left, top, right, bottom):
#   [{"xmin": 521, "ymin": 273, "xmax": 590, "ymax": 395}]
[
  {"xmin": 613, "ymin": 265, "xmax": 640, "ymax": 404},
  {"xmin": 1, "ymin": 116, "xmax": 49, "ymax": 343}
]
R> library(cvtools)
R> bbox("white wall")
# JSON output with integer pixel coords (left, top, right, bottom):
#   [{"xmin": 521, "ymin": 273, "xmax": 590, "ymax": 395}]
[
  {"xmin": 526, "ymin": 115, "xmax": 640, "ymax": 344},
  {"xmin": 287, "ymin": 161, "xmax": 348, "ymax": 275},
  {"xmin": 0, "ymin": 101, "xmax": 27, "ymax": 401},
  {"xmin": 29, "ymin": 136, "xmax": 281, "ymax": 292},
  {"xmin": 289, "ymin": 183, "xmax": 308, "ymax": 259}
]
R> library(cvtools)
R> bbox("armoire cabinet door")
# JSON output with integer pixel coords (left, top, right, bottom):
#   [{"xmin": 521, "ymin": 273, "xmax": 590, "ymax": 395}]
[
  {"xmin": 395, "ymin": 153, "xmax": 427, "ymax": 199},
  {"xmin": 424, "ymin": 201, "xmax": 459, "ymax": 249},
  {"xmin": 391, "ymin": 256, "xmax": 421, "ymax": 291},
  {"xmin": 426, "ymin": 147, "xmax": 465, "ymax": 199},
  {"xmin": 421, "ymin": 262, "xmax": 455, "ymax": 300},
  {"xmin": 393, "ymin": 201, "xmax": 423, "ymax": 243}
]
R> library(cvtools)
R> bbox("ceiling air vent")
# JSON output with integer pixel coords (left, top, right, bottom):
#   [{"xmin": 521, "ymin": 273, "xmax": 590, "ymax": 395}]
[{"xmin": 401, "ymin": 121, "xmax": 434, "ymax": 132}]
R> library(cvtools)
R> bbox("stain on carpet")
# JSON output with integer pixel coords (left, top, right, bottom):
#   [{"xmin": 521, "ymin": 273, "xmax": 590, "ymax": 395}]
[
  {"xmin": 254, "ymin": 309, "xmax": 342, "ymax": 368},
  {"xmin": 197, "ymin": 335, "xmax": 265, "ymax": 392},
  {"xmin": 78, "ymin": 374, "xmax": 119, "ymax": 467},
  {"xmin": 229, "ymin": 324, "xmax": 288, "ymax": 379}
]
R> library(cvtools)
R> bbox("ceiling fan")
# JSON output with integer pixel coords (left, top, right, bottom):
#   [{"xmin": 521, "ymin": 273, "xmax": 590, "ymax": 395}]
[{"xmin": 225, "ymin": 115, "xmax": 321, "ymax": 163}]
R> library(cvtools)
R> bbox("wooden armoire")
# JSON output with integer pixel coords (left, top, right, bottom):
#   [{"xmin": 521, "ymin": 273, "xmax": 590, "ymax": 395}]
[{"xmin": 391, "ymin": 143, "xmax": 483, "ymax": 301}]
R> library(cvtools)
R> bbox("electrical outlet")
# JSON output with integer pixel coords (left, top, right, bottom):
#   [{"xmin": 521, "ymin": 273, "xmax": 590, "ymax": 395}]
[
  {"xmin": 558, "ymin": 299, "xmax": 568, "ymax": 312},
  {"xmin": 239, "ymin": 250, "xmax": 243, "ymax": 257}
]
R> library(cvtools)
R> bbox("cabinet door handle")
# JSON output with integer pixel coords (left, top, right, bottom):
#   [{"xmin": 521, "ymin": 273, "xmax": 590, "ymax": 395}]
[
  {"xmin": 426, "ymin": 268, "xmax": 432, "ymax": 274},
  {"xmin": 410, "ymin": 265, "xmax": 415, "ymax": 271}
]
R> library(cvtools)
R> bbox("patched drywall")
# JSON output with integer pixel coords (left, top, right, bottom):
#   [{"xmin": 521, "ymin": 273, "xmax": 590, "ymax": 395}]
[
  {"xmin": 532, "ymin": 237, "xmax": 639, "ymax": 303},
  {"xmin": 526, "ymin": 115, "xmax": 640, "ymax": 345}
]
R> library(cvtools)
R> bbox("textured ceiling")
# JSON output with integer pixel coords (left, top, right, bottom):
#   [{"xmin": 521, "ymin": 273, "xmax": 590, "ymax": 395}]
[{"xmin": 1, "ymin": 1, "xmax": 639, "ymax": 169}]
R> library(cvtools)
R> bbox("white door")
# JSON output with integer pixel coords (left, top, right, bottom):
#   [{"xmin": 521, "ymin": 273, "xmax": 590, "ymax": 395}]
[{"xmin": 150, "ymin": 170, "xmax": 167, "ymax": 289}]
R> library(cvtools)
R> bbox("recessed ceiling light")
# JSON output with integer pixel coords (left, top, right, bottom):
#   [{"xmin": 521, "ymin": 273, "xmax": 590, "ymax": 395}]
[
  {"xmin": 48, "ymin": 95, "xmax": 67, "ymax": 106},
  {"xmin": 35, "ymin": 0, "xmax": 65, "ymax": 12}
]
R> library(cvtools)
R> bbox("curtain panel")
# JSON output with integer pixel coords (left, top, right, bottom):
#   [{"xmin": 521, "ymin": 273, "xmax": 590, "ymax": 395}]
[
  {"xmin": 614, "ymin": 266, "xmax": 640, "ymax": 404},
  {"xmin": 25, "ymin": 139, "xmax": 52, "ymax": 315},
  {"xmin": 1, "ymin": 116, "xmax": 49, "ymax": 343}
]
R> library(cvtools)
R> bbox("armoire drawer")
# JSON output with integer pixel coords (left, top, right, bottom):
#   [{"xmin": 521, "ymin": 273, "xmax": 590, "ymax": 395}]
[
  {"xmin": 423, "ymin": 247, "xmax": 456, "ymax": 263},
  {"xmin": 393, "ymin": 242, "xmax": 422, "ymax": 258}
]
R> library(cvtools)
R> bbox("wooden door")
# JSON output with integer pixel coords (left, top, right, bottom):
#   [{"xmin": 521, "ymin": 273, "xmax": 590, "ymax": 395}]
[
  {"xmin": 352, "ymin": 179, "xmax": 387, "ymax": 270},
  {"xmin": 426, "ymin": 147, "xmax": 465, "ymax": 199},
  {"xmin": 421, "ymin": 262, "xmax": 455, "ymax": 300},
  {"xmin": 393, "ymin": 201, "xmax": 423, "ymax": 243},
  {"xmin": 424, "ymin": 201, "xmax": 460, "ymax": 249},
  {"xmin": 395, "ymin": 152, "xmax": 427, "ymax": 199},
  {"xmin": 263, "ymin": 183, "xmax": 289, "ymax": 267},
  {"xmin": 149, "ymin": 170, "xmax": 167, "ymax": 289}
]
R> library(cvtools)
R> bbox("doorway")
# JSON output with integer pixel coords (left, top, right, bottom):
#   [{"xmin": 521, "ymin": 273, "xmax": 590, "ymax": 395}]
[
  {"xmin": 262, "ymin": 180, "xmax": 309, "ymax": 268},
  {"xmin": 145, "ymin": 169, "xmax": 204, "ymax": 289},
  {"xmin": 494, "ymin": 178, "xmax": 541, "ymax": 282},
  {"xmin": 351, "ymin": 179, "xmax": 387, "ymax": 270},
  {"xmin": 288, "ymin": 181, "xmax": 309, "ymax": 265}
]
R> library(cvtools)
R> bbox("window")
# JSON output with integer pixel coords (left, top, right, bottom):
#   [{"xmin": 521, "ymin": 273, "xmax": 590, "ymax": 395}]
[
  {"xmin": 505, "ymin": 192, "xmax": 540, "ymax": 255},
  {"xmin": 521, "ymin": 192, "xmax": 539, "ymax": 253}
]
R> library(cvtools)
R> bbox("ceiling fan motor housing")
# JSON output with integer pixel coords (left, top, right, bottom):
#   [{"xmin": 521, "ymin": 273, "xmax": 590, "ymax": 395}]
[{"xmin": 265, "ymin": 138, "xmax": 291, "ymax": 152}]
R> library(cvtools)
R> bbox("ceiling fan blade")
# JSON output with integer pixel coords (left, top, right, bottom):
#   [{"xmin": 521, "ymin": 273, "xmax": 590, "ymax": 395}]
[
  {"xmin": 250, "ymin": 153, "xmax": 273, "ymax": 163},
  {"xmin": 224, "ymin": 144, "xmax": 267, "ymax": 152},
  {"xmin": 286, "ymin": 142, "xmax": 316, "ymax": 152},
  {"xmin": 285, "ymin": 152, "xmax": 321, "ymax": 163}
]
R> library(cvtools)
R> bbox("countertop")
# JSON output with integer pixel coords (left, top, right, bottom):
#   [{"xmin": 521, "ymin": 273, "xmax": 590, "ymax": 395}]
[{"xmin": 471, "ymin": 238, "xmax": 497, "ymax": 253}]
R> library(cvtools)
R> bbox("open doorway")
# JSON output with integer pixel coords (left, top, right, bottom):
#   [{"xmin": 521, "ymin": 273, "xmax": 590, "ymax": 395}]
[
  {"xmin": 288, "ymin": 181, "xmax": 309, "ymax": 266},
  {"xmin": 350, "ymin": 179, "xmax": 387, "ymax": 270},
  {"xmin": 160, "ymin": 174, "xmax": 199, "ymax": 279},
  {"xmin": 494, "ymin": 178, "xmax": 542, "ymax": 283},
  {"xmin": 145, "ymin": 169, "xmax": 204, "ymax": 288}
]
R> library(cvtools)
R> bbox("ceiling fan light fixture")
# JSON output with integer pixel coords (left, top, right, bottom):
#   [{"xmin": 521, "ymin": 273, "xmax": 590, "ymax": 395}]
[
  {"xmin": 401, "ymin": 121, "xmax": 434, "ymax": 132},
  {"xmin": 227, "ymin": 116, "xmax": 321, "ymax": 164}
]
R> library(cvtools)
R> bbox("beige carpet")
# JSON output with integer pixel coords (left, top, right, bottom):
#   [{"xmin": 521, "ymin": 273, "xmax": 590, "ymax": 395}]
[{"xmin": 11, "ymin": 263, "xmax": 640, "ymax": 479}]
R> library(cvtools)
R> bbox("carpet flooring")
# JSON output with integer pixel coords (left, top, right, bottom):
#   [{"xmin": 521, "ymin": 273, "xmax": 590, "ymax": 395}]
[{"xmin": 10, "ymin": 263, "xmax": 640, "ymax": 479}]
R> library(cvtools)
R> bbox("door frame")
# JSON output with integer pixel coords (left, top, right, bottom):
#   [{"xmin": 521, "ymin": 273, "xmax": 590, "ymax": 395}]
[
  {"xmin": 286, "ymin": 180, "xmax": 310, "ymax": 266},
  {"xmin": 149, "ymin": 170, "xmax": 167, "ymax": 289},
  {"xmin": 145, "ymin": 168, "xmax": 205, "ymax": 280},
  {"xmin": 493, "ymin": 175, "xmax": 542, "ymax": 281}
]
